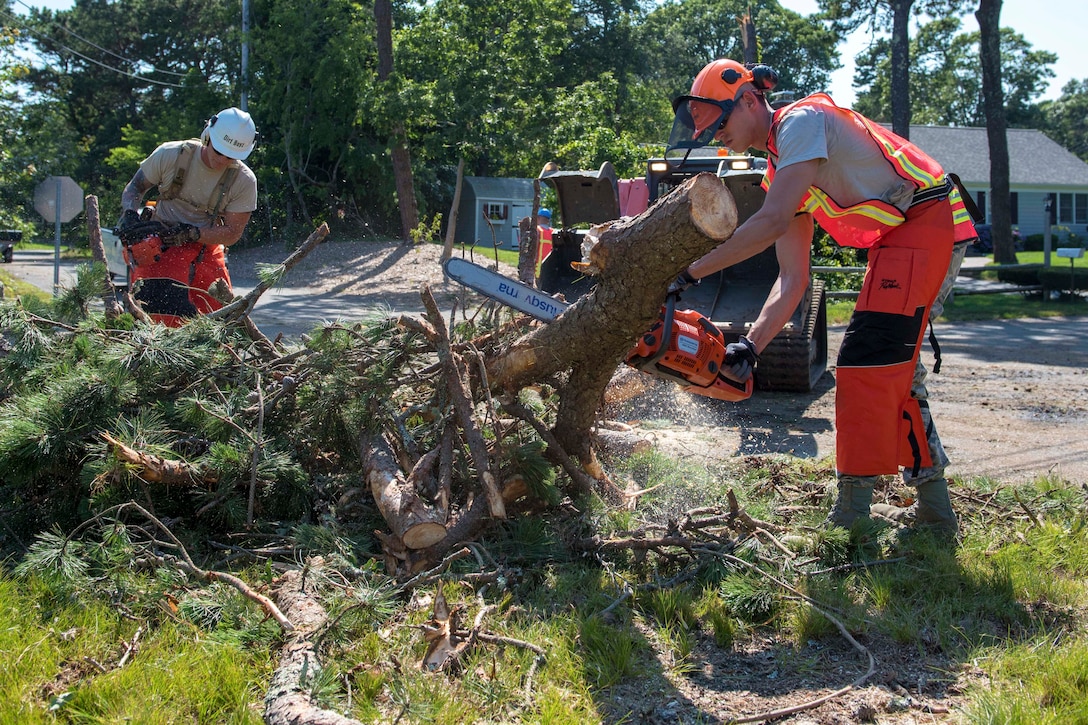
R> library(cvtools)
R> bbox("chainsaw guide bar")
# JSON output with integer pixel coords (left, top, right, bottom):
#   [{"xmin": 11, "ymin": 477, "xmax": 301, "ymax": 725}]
[{"xmin": 443, "ymin": 257, "xmax": 570, "ymax": 322}]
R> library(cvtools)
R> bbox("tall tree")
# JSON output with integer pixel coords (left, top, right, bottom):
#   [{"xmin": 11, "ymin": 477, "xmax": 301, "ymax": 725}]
[
  {"xmin": 853, "ymin": 17, "xmax": 1055, "ymax": 127},
  {"xmin": 1, "ymin": 6, "xmax": 26, "ymax": 228},
  {"xmin": 1039, "ymin": 79, "xmax": 1088, "ymax": 162},
  {"xmin": 819, "ymin": 0, "xmax": 970, "ymax": 138},
  {"xmin": 976, "ymin": 0, "xmax": 1016, "ymax": 264},
  {"xmin": 640, "ymin": 0, "xmax": 838, "ymax": 102},
  {"xmin": 250, "ymin": 0, "xmax": 385, "ymax": 238},
  {"xmin": 396, "ymin": 0, "xmax": 568, "ymax": 177},
  {"xmin": 375, "ymin": 0, "xmax": 418, "ymax": 243},
  {"xmin": 18, "ymin": 0, "xmax": 240, "ymax": 224}
]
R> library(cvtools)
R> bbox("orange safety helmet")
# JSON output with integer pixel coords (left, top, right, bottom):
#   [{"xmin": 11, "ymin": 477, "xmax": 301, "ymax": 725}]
[{"xmin": 665, "ymin": 59, "xmax": 779, "ymax": 165}]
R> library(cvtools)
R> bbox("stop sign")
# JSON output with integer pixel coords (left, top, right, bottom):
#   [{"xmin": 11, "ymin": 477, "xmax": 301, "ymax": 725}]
[{"xmin": 34, "ymin": 176, "xmax": 85, "ymax": 223}]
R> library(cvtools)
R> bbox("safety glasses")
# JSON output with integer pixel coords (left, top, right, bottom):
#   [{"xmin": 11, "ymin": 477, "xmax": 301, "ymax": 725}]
[{"xmin": 665, "ymin": 95, "xmax": 735, "ymax": 165}]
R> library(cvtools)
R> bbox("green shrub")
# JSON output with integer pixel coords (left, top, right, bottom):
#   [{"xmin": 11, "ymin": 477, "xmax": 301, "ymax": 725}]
[
  {"xmin": 995, "ymin": 264, "xmax": 1043, "ymax": 286},
  {"xmin": 1021, "ymin": 232, "xmax": 1085, "ymax": 252},
  {"xmin": 1039, "ymin": 265, "xmax": 1088, "ymax": 292}
]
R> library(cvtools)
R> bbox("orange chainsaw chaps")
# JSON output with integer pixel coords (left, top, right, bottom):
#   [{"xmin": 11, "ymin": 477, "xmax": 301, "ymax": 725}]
[{"xmin": 624, "ymin": 306, "xmax": 752, "ymax": 402}]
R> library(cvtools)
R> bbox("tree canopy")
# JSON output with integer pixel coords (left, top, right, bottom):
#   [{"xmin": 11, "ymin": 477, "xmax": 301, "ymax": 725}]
[
  {"xmin": 852, "ymin": 16, "xmax": 1057, "ymax": 128},
  {"xmin": 1, "ymin": 0, "xmax": 1082, "ymax": 246}
]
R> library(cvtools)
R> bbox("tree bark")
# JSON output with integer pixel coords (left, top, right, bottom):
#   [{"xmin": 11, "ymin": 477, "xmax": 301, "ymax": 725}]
[
  {"xmin": 486, "ymin": 172, "xmax": 738, "ymax": 468},
  {"xmin": 265, "ymin": 563, "xmax": 364, "ymax": 725},
  {"xmin": 101, "ymin": 432, "xmax": 218, "ymax": 487},
  {"xmin": 375, "ymin": 0, "xmax": 420, "ymax": 243},
  {"xmin": 516, "ymin": 179, "xmax": 542, "ymax": 285},
  {"xmin": 738, "ymin": 13, "xmax": 758, "ymax": 65},
  {"xmin": 976, "ymin": 0, "xmax": 1018, "ymax": 264},
  {"xmin": 84, "ymin": 194, "xmax": 123, "ymax": 320},
  {"xmin": 889, "ymin": 0, "xmax": 914, "ymax": 139},
  {"xmin": 442, "ymin": 157, "xmax": 466, "ymax": 262}
]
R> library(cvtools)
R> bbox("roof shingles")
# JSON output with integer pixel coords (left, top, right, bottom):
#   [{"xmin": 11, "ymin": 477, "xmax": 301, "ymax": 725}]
[{"xmin": 881, "ymin": 125, "xmax": 1088, "ymax": 188}]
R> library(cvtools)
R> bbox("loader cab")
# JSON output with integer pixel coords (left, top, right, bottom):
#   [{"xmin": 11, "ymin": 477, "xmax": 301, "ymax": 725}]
[{"xmin": 538, "ymin": 149, "xmax": 827, "ymax": 392}]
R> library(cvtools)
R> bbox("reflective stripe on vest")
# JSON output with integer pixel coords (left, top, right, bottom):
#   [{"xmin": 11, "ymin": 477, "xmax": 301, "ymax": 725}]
[{"xmin": 763, "ymin": 94, "xmax": 976, "ymax": 247}]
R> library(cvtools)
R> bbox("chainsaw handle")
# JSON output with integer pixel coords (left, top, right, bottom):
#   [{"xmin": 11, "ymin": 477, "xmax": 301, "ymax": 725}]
[{"xmin": 645, "ymin": 294, "xmax": 677, "ymax": 370}]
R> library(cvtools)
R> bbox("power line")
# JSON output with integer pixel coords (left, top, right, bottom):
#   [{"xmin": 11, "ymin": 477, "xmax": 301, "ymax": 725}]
[
  {"xmin": 1, "ymin": 8, "xmax": 185, "ymax": 88},
  {"xmin": 12, "ymin": 0, "xmax": 189, "ymax": 78}
]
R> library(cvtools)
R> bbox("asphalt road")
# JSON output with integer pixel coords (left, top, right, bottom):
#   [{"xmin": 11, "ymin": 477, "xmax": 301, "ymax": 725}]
[
  {"xmin": 0, "ymin": 246, "xmax": 1078, "ymax": 343},
  {"xmin": 0, "ymin": 248, "xmax": 335, "ymax": 339}
]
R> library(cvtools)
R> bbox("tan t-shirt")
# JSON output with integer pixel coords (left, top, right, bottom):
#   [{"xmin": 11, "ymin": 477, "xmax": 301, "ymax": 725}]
[
  {"xmin": 772, "ymin": 103, "xmax": 917, "ymax": 212},
  {"xmin": 139, "ymin": 139, "xmax": 258, "ymax": 226}
]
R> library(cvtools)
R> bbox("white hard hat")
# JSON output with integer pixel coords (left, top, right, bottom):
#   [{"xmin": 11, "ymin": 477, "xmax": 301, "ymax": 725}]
[{"xmin": 200, "ymin": 107, "xmax": 256, "ymax": 160}]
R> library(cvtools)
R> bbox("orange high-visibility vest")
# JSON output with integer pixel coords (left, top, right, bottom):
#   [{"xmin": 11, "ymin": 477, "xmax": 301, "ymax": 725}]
[
  {"xmin": 763, "ymin": 94, "xmax": 976, "ymax": 248},
  {"xmin": 536, "ymin": 226, "xmax": 553, "ymax": 271}
]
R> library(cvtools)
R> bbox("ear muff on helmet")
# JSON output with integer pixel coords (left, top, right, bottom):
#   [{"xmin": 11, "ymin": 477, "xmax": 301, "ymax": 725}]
[
  {"xmin": 749, "ymin": 64, "xmax": 779, "ymax": 92},
  {"xmin": 665, "ymin": 58, "xmax": 780, "ymax": 167}
]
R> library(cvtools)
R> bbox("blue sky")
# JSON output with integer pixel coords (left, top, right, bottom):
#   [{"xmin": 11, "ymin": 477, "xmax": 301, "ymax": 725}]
[
  {"xmin": 16, "ymin": 0, "xmax": 1085, "ymax": 106},
  {"xmin": 785, "ymin": 0, "xmax": 1082, "ymax": 105}
]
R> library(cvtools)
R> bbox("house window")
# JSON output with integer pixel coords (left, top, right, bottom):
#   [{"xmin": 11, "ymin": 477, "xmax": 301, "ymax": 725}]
[
  {"xmin": 483, "ymin": 203, "xmax": 508, "ymax": 221},
  {"xmin": 1057, "ymin": 193, "xmax": 1088, "ymax": 225},
  {"xmin": 1009, "ymin": 192, "xmax": 1018, "ymax": 225},
  {"xmin": 976, "ymin": 191, "xmax": 986, "ymax": 222}
]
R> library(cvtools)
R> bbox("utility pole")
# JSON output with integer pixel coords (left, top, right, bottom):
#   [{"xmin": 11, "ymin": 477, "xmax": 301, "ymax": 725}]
[{"xmin": 240, "ymin": 0, "xmax": 250, "ymax": 111}]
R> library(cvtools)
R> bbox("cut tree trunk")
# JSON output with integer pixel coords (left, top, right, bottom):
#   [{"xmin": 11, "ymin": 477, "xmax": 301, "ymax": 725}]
[
  {"xmin": 486, "ymin": 172, "xmax": 738, "ymax": 467},
  {"xmin": 361, "ymin": 434, "xmax": 447, "ymax": 550}
]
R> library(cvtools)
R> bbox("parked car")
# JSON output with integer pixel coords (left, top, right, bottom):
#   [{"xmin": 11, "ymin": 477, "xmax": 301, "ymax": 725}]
[
  {"xmin": 1, "ymin": 229, "xmax": 21, "ymax": 263},
  {"xmin": 971, "ymin": 223, "xmax": 1022, "ymax": 255},
  {"xmin": 100, "ymin": 227, "xmax": 130, "ymax": 289}
]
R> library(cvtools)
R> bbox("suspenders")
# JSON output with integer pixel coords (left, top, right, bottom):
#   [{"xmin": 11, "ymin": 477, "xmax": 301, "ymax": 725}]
[{"xmin": 159, "ymin": 141, "xmax": 240, "ymax": 221}]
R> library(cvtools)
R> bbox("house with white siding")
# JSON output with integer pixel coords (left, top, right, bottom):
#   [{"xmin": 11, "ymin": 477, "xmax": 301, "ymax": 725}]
[{"xmin": 892, "ymin": 125, "xmax": 1088, "ymax": 242}]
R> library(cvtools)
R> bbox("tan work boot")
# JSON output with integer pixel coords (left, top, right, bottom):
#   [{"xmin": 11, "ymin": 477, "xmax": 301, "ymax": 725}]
[
  {"xmin": 870, "ymin": 478, "xmax": 958, "ymax": 537},
  {"xmin": 824, "ymin": 477, "xmax": 874, "ymax": 529}
]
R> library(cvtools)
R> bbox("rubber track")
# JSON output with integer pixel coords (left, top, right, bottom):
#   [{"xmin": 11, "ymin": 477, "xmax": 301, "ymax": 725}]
[{"xmin": 756, "ymin": 279, "xmax": 828, "ymax": 392}]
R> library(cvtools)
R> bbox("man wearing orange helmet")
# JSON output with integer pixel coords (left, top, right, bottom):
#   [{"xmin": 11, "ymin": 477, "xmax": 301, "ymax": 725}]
[
  {"xmin": 117, "ymin": 107, "xmax": 259, "ymax": 326},
  {"xmin": 668, "ymin": 59, "xmax": 978, "ymax": 536}
]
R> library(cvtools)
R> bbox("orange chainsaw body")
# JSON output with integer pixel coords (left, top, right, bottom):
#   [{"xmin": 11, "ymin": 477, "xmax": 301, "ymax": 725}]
[{"xmin": 625, "ymin": 304, "xmax": 753, "ymax": 402}]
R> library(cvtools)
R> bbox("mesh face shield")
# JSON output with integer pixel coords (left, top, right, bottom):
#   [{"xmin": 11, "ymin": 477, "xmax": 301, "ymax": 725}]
[{"xmin": 665, "ymin": 95, "xmax": 735, "ymax": 166}]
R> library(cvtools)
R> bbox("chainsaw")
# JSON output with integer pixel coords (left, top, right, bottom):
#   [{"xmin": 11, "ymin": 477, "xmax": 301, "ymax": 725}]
[{"xmin": 443, "ymin": 258, "xmax": 752, "ymax": 402}]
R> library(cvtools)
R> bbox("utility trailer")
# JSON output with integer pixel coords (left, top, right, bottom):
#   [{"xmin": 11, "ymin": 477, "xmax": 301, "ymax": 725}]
[{"xmin": 538, "ymin": 149, "xmax": 827, "ymax": 392}]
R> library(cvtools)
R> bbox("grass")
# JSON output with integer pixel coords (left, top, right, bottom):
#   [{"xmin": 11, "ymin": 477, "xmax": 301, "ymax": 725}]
[
  {"xmin": 3, "ymin": 456, "xmax": 1088, "ymax": 722},
  {"xmin": 825, "ymin": 277, "xmax": 1087, "ymax": 325},
  {"xmin": 2, "ymin": 239, "xmax": 1085, "ymax": 721},
  {"xmin": 0, "ymin": 268, "xmax": 51, "ymax": 303},
  {"xmin": 1000, "ymin": 250, "xmax": 1088, "ymax": 268},
  {"xmin": 0, "ymin": 575, "xmax": 274, "ymax": 724}
]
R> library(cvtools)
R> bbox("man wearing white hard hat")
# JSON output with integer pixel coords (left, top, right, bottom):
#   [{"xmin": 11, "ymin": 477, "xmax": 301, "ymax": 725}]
[{"xmin": 117, "ymin": 107, "xmax": 258, "ymax": 326}]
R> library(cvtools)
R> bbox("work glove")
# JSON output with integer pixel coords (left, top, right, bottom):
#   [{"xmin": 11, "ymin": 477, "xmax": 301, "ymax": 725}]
[
  {"xmin": 116, "ymin": 208, "xmax": 141, "ymax": 232},
  {"xmin": 666, "ymin": 269, "xmax": 699, "ymax": 298},
  {"xmin": 160, "ymin": 223, "xmax": 201, "ymax": 247},
  {"xmin": 117, "ymin": 220, "xmax": 170, "ymax": 246},
  {"xmin": 724, "ymin": 336, "xmax": 759, "ymax": 382}
]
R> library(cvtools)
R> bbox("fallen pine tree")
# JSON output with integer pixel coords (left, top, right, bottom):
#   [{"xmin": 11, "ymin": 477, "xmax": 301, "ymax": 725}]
[
  {"xmin": 4, "ymin": 183, "xmax": 1058, "ymax": 722},
  {"xmin": 1, "ymin": 174, "xmax": 737, "ymax": 576}
]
